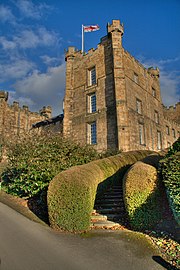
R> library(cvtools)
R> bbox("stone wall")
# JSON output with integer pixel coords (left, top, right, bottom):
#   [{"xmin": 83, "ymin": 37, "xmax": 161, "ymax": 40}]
[{"xmin": 0, "ymin": 91, "xmax": 51, "ymax": 142}]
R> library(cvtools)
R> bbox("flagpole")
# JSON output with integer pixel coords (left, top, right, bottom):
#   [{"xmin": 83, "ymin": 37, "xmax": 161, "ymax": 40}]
[{"xmin": 82, "ymin": 24, "xmax": 84, "ymax": 53}]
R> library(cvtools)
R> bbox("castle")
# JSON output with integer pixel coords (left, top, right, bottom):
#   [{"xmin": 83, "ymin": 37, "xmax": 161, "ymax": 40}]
[
  {"xmin": 63, "ymin": 20, "xmax": 180, "ymax": 152},
  {"xmin": 0, "ymin": 91, "xmax": 52, "ymax": 141},
  {"xmin": 0, "ymin": 19, "xmax": 179, "ymax": 152}
]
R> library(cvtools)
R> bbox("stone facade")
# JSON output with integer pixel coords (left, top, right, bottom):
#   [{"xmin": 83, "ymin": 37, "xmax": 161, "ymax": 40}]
[
  {"xmin": 0, "ymin": 91, "xmax": 51, "ymax": 141},
  {"xmin": 63, "ymin": 19, "xmax": 180, "ymax": 152}
]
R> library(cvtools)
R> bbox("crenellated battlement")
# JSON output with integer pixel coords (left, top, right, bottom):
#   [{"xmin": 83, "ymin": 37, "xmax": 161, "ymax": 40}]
[
  {"xmin": 163, "ymin": 102, "xmax": 180, "ymax": 124},
  {"xmin": 0, "ymin": 90, "xmax": 53, "ymax": 139}
]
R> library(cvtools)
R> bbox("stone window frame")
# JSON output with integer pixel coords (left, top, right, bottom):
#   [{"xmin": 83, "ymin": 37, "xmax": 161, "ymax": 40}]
[
  {"xmin": 166, "ymin": 125, "xmax": 170, "ymax": 135},
  {"xmin": 87, "ymin": 121, "xmax": 97, "ymax": 145},
  {"xmin": 88, "ymin": 66, "xmax": 96, "ymax": 86},
  {"xmin": 152, "ymin": 87, "xmax": 156, "ymax": 97},
  {"xmin": 139, "ymin": 123, "xmax": 145, "ymax": 145},
  {"xmin": 136, "ymin": 98, "xmax": 142, "ymax": 114},
  {"xmin": 154, "ymin": 110, "xmax": 159, "ymax": 124},
  {"xmin": 87, "ymin": 92, "xmax": 97, "ymax": 113},
  {"xmin": 167, "ymin": 142, "xmax": 171, "ymax": 148},
  {"xmin": 172, "ymin": 128, "xmax": 176, "ymax": 138},
  {"xmin": 134, "ymin": 72, "xmax": 139, "ymax": 84},
  {"xmin": 157, "ymin": 130, "xmax": 162, "ymax": 150}
]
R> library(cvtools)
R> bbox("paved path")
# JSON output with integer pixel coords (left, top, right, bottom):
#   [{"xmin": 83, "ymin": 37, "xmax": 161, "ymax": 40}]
[{"xmin": 0, "ymin": 202, "xmax": 165, "ymax": 270}]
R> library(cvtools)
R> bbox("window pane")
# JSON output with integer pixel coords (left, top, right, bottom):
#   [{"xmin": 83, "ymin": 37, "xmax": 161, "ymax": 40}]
[
  {"xmin": 91, "ymin": 122, "xmax": 97, "ymax": 144},
  {"xmin": 134, "ymin": 73, "xmax": 138, "ymax": 83},
  {"xmin": 90, "ymin": 67, "xmax": 96, "ymax": 85},
  {"xmin": 136, "ymin": 99, "xmax": 142, "ymax": 114},
  {"xmin": 139, "ymin": 124, "xmax": 145, "ymax": 145},
  {"xmin": 90, "ymin": 94, "xmax": 96, "ymax": 113},
  {"xmin": 157, "ymin": 131, "xmax": 162, "ymax": 150}
]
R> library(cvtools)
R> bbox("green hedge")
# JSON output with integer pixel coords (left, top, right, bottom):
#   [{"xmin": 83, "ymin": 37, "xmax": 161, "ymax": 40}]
[
  {"xmin": 159, "ymin": 138, "xmax": 180, "ymax": 225},
  {"xmin": 47, "ymin": 150, "xmax": 154, "ymax": 232},
  {"xmin": 1, "ymin": 134, "xmax": 99, "ymax": 198},
  {"xmin": 159, "ymin": 152, "xmax": 180, "ymax": 225},
  {"xmin": 123, "ymin": 158, "xmax": 162, "ymax": 231}
]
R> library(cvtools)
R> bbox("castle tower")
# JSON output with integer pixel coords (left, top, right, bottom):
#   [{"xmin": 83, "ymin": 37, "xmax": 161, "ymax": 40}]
[
  {"xmin": 107, "ymin": 20, "xmax": 130, "ymax": 151},
  {"xmin": 39, "ymin": 106, "xmax": 52, "ymax": 118},
  {"xmin": 63, "ymin": 20, "xmax": 180, "ymax": 152},
  {"xmin": 63, "ymin": 47, "xmax": 76, "ymax": 138}
]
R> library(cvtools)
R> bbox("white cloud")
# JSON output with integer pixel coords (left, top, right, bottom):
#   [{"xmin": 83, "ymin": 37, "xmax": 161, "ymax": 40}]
[
  {"xmin": 0, "ymin": 5, "xmax": 16, "ymax": 24},
  {"xmin": 12, "ymin": 63, "xmax": 66, "ymax": 115},
  {"xmin": 40, "ymin": 55, "xmax": 61, "ymax": 65},
  {"xmin": 15, "ymin": 0, "xmax": 52, "ymax": 20},
  {"xmin": 0, "ymin": 28, "xmax": 59, "ymax": 51},
  {"xmin": 136, "ymin": 55, "xmax": 180, "ymax": 106},
  {"xmin": 0, "ymin": 58, "xmax": 35, "ymax": 81}
]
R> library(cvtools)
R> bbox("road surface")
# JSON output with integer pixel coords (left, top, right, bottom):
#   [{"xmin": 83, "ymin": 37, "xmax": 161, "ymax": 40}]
[{"xmin": 0, "ymin": 202, "xmax": 165, "ymax": 270}]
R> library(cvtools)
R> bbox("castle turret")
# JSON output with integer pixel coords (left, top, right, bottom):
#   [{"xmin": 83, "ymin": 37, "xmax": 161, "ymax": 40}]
[
  {"xmin": 39, "ymin": 106, "xmax": 52, "ymax": 118},
  {"xmin": 0, "ymin": 91, "xmax": 8, "ymax": 102},
  {"xmin": 64, "ymin": 47, "xmax": 77, "ymax": 138}
]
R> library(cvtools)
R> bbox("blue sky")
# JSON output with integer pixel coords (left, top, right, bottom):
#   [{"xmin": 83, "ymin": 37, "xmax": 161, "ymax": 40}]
[{"xmin": 0, "ymin": 0, "xmax": 180, "ymax": 115}]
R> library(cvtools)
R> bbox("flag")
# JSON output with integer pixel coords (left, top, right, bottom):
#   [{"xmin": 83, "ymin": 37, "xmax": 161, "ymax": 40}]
[{"xmin": 83, "ymin": 25, "xmax": 100, "ymax": 32}]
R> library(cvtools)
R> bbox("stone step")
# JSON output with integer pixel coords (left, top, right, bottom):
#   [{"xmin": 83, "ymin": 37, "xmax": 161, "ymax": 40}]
[
  {"xmin": 90, "ymin": 220, "xmax": 120, "ymax": 228},
  {"xmin": 95, "ymin": 203, "xmax": 124, "ymax": 208},
  {"xmin": 95, "ymin": 198, "xmax": 124, "ymax": 203},
  {"xmin": 104, "ymin": 193, "xmax": 123, "ymax": 197},
  {"xmin": 106, "ymin": 213, "xmax": 125, "ymax": 221},
  {"xmin": 91, "ymin": 214, "xmax": 107, "ymax": 222},
  {"xmin": 103, "ymin": 192, "xmax": 123, "ymax": 196},
  {"xmin": 97, "ymin": 208, "xmax": 124, "ymax": 215}
]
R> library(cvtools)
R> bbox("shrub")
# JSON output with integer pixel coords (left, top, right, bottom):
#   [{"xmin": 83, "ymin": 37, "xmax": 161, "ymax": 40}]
[
  {"xmin": 123, "ymin": 160, "xmax": 162, "ymax": 231},
  {"xmin": 1, "ymin": 134, "xmax": 99, "ymax": 198},
  {"xmin": 48, "ymin": 150, "xmax": 154, "ymax": 231},
  {"xmin": 159, "ymin": 152, "xmax": 180, "ymax": 225}
]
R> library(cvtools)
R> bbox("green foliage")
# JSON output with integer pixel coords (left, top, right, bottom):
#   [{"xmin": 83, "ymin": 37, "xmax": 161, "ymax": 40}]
[
  {"xmin": 124, "ymin": 160, "xmax": 162, "ymax": 231},
  {"xmin": 1, "ymin": 134, "xmax": 99, "ymax": 198},
  {"xmin": 159, "ymin": 151, "xmax": 180, "ymax": 225},
  {"xmin": 126, "ymin": 188, "xmax": 162, "ymax": 231},
  {"xmin": 166, "ymin": 137, "xmax": 180, "ymax": 157},
  {"xmin": 48, "ymin": 150, "xmax": 154, "ymax": 231}
]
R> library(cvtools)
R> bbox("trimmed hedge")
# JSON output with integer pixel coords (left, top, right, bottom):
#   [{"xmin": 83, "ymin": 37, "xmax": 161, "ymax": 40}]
[
  {"xmin": 47, "ymin": 150, "xmax": 154, "ymax": 232},
  {"xmin": 159, "ymin": 138, "xmax": 180, "ymax": 225},
  {"xmin": 123, "ymin": 159, "xmax": 162, "ymax": 231},
  {"xmin": 159, "ymin": 152, "xmax": 180, "ymax": 225}
]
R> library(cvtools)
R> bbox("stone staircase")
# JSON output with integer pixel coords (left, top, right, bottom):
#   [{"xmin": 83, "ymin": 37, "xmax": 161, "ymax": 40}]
[{"xmin": 91, "ymin": 184, "xmax": 129, "ymax": 230}]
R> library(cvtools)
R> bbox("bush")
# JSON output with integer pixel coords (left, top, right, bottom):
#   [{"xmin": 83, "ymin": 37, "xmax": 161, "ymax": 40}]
[
  {"xmin": 1, "ymin": 134, "xmax": 99, "ymax": 198},
  {"xmin": 159, "ymin": 152, "xmax": 180, "ymax": 225},
  {"xmin": 48, "ymin": 150, "xmax": 154, "ymax": 232},
  {"xmin": 123, "ymin": 159, "xmax": 162, "ymax": 231}
]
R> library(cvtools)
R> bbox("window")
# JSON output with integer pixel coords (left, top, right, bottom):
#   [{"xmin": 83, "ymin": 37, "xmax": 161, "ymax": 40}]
[
  {"xmin": 172, "ymin": 128, "xmax": 176, "ymax": 138},
  {"xmin": 136, "ymin": 99, "xmax": 142, "ymax": 114},
  {"xmin": 166, "ymin": 125, "xmax": 170, "ymax": 135},
  {"xmin": 152, "ymin": 87, "xmax": 156, "ymax": 97},
  {"xmin": 139, "ymin": 124, "xmax": 145, "ymax": 145},
  {"xmin": 157, "ymin": 131, "xmax": 162, "ymax": 150},
  {"xmin": 89, "ymin": 66, "xmax": 96, "ymax": 86},
  {"xmin": 154, "ymin": 110, "xmax": 159, "ymax": 124},
  {"xmin": 134, "ymin": 73, "xmax": 139, "ymax": 84},
  {"xmin": 167, "ymin": 142, "xmax": 171, "ymax": 148},
  {"xmin": 88, "ymin": 93, "xmax": 96, "ymax": 113},
  {"xmin": 87, "ymin": 122, "xmax": 97, "ymax": 144}
]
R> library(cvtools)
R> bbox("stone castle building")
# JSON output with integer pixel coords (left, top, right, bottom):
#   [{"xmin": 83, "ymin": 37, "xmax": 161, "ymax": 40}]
[
  {"xmin": 63, "ymin": 19, "xmax": 180, "ymax": 152},
  {"xmin": 0, "ymin": 91, "xmax": 52, "ymax": 141}
]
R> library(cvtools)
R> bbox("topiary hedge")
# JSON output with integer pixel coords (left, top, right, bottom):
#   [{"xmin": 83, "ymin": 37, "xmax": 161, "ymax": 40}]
[
  {"xmin": 158, "ymin": 138, "xmax": 180, "ymax": 225},
  {"xmin": 47, "ymin": 150, "xmax": 154, "ymax": 232},
  {"xmin": 123, "ymin": 158, "xmax": 162, "ymax": 231}
]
